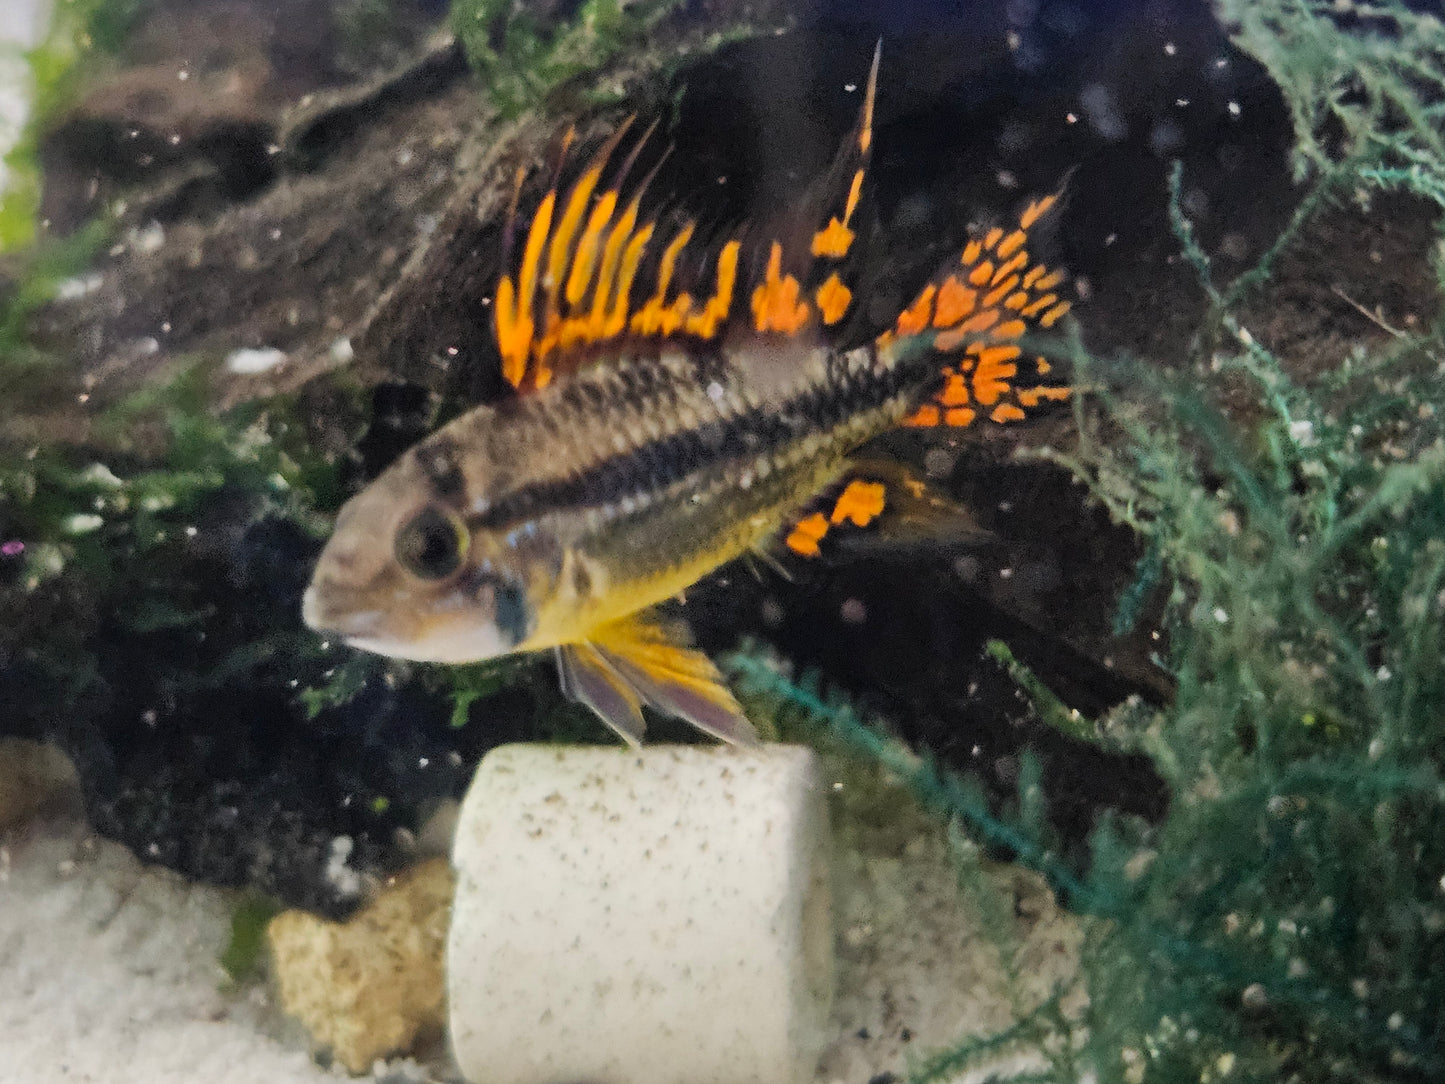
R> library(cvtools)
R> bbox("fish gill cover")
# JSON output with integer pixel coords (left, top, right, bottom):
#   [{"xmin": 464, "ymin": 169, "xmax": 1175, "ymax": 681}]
[{"xmin": 1, "ymin": 0, "xmax": 1443, "ymax": 1078}]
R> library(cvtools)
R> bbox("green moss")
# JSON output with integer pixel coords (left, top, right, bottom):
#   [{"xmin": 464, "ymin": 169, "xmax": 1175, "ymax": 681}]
[
  {"xmin": 450, "ymin": 0, "xmax": 684, "ymax": 116},
  {"xmin": 299, "ymin": 651, "xmax": 388, "ymax": 719},
  {"xmin": 219, "ymin": 892, "xmax": 282, "ymax": 984},
  {"xmin": 438, "ymin": 656, "xmax": 534, "ymax": 728},
  {"xmin": 0, "ymin": 220, "xmax": 353, "ymax": 738}
]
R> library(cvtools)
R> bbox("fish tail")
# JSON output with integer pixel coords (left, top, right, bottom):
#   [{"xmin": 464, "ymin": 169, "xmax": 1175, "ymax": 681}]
[{"xmin": 883, "ymin": 187, "xmax": 1074, "ymax": 430}]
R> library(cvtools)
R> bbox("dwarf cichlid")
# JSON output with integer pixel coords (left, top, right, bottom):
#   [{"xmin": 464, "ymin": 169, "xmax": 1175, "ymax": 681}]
[{"xmin": 302, "ymin": 48, "xmax": 1074, "ymax": 746}]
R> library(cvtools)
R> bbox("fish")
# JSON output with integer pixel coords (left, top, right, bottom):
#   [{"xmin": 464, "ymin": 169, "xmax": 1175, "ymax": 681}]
[{"xmin": 302, "ymin": 46, "xmax": 1074, "ymax": 747}]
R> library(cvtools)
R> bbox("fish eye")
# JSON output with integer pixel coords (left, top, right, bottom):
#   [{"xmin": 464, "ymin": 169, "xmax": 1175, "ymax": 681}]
[{"xmin": 395, "ymin": 507, "xmax": 468, "ymax": 580}]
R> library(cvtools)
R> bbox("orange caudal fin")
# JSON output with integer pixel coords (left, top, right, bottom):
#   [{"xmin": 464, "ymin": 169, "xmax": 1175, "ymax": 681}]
[
  {"xmin": 886, "ymin": 186, "xmax": 1075, "ymax": 430},
  {"xmin": 492, "ymin": 46, "xmax": 884, "ymax": 394}
]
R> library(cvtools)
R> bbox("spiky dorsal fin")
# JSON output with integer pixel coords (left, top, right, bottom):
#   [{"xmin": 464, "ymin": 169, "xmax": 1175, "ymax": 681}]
[
  {"xmin": 492, "ymin": 44, "xmax": 882, "ymax": 393},
  {"xmin": 750, "ymin": 40, "xmax": 881, "ymax": 338},
  {"xmin": 886, "ymin": 190, "xmax": 1075, "ymax": 429}
]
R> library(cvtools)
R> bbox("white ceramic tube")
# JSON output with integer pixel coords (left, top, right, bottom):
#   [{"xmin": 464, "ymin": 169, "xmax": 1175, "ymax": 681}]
[{"xmin": 448, "ymin": 743, "xmax": 833, "ymax": 1084}]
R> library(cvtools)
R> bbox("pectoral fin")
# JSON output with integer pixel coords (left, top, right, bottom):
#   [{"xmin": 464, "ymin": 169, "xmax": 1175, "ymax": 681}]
[{"xmin": 556, "ymin": 615, "xmax": 759, "ymax": 746}]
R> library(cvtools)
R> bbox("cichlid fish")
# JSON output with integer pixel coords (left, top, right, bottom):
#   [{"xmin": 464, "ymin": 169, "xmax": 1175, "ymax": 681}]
[{"xmin": 302, "ymin": 47, "xmax": 1073, "ymax": 746}]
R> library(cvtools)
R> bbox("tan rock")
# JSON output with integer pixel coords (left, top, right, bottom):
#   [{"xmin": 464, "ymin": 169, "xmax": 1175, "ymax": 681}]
[
  {"xmin": 267, "ymin": 857, "xmax": 453, "ymax": 1073},
  {"xmin": 0, "ymin": 739, "xmax": 80, "ymax": 832}
]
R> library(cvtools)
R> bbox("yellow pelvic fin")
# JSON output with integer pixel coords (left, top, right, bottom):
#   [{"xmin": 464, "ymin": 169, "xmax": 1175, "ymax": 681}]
[
  {"xmin": 556, "ymin": 642, "xmax": 646, "ymax": 747},
  {"xmin": 558, "ymin": 615, "xmax": 759, "ymax": 746}
]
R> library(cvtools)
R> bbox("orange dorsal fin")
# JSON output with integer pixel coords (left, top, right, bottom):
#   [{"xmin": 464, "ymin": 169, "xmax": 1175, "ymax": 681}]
[
  {"xmin": 492, "ymin": 46, "xmax": 884, "ymax": 393},
  {"xmin": 793, "ymin": 40, "xmax": 881, "ymax": 333},
  {"xmin": 743, "ymin": 40, "xmax": 882, "ymax": 345},
  {"xmin": 887, "ymin": 186, "xmax": 1075, "ymax": 430}
]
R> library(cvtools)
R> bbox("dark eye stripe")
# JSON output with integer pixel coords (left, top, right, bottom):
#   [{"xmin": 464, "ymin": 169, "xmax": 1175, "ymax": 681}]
[{"xmin": 416, "ymin": 436, "xmax": 466, "ymax": 500}]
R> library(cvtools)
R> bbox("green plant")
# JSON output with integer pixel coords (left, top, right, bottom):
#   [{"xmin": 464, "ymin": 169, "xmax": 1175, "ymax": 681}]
[
  {"xmin": 450, "ymin": 0, "xmax": 684, "ymax": 116},
  {"xmin": 0, "ymin": 0, "xmax": 146, "ymax": 249},
  {"xmin": 732, "ymin": 3, "xmax": 1445, "ymax": 1080}
]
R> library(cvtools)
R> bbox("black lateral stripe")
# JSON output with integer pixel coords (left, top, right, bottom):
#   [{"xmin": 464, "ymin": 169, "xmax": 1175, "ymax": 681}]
[{"xmin": 467, "ymin": 351, "xmax": 910, "ymax": 534}]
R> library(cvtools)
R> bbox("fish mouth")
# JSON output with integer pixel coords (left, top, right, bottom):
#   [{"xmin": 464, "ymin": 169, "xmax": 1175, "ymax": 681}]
[
  {"xmin": 301, "ymin": 585, "xmax": 384, "ymax": 641},
  {"xmin": 302, "ymin": 583, "xmax": 511, "ymax": 664}
]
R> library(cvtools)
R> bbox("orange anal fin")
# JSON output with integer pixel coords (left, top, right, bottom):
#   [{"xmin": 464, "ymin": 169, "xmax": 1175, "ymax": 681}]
[
  {"xmin": 785, "ymin": 512, "xmax": 831, "ymax": 557},
  {"xmin": 782, "ymin": 478, "xmax": 887, "ymax": 559},
  {"xmin": 830, "ymin": 478, "xmax": 886, "ymax": 526},
  {"xmin": 857, "ymin": 460, "xmax": 990, "ymax": 549},
  {"xmin": 783, "ymin": 465, "xmax": 988, "ymax": 559}
]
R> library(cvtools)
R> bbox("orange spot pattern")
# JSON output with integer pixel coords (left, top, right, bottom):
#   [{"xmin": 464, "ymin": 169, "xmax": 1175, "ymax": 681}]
[
  {"xmin": 785, "ymin": 513, "xmax": 830, "ymax": 557},
  {"xmin": 933, "ymin": 279, "xmax": 976, "ymax": 327},
  {"xmin": 751, "ymin": 243, "xmax": 811, "ymax": 334},
  {"xmin": 784, "ymin": 478, "xmax": 888, "ymax": 557},
  {"xmin": 896, "ymin": 285, "xmax": 936, "ymax": 336},
  {"xmin": 815, "ymin": 273, "xmax": 853, "ymax": 325},
  {"xmin": 890, "ymin": 192, "xmax": 1074, "ymax": 429},
  {"xmin": 829, "ymin": 479, "xmax": 886, "ymax": 527},
  {"xmin": 811, "ymin": 218, "xmax": 856, "ymax": 258}
]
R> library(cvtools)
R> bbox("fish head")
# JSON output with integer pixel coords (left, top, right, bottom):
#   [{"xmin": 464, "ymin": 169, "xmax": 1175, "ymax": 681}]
[{"xmin": 302, "ymin": 428, "xmax": 546, "ymax": 664}]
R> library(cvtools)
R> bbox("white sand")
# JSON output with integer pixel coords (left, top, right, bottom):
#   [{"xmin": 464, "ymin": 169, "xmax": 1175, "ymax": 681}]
[
  {"xmin": 0, "ymin": 780, "xmax": 1077, "ymax": 1084},
  {"xmin": 0, "ymin": 815, "xmax": 339, "ymax": 1084}
]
